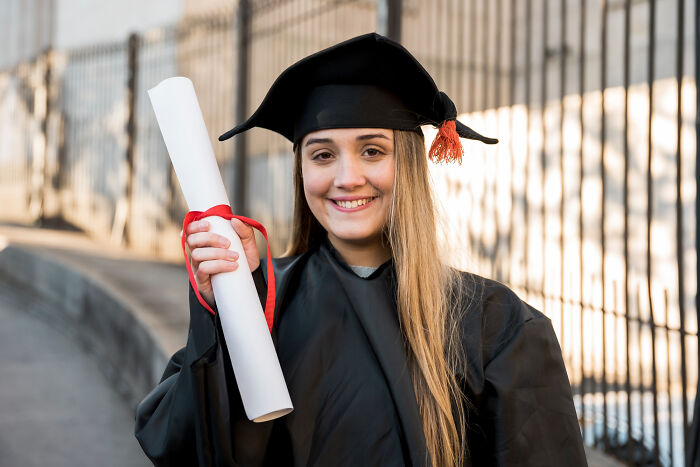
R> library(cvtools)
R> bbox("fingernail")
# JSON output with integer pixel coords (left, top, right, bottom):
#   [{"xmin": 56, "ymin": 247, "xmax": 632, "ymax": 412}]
[{"xmin": 227, "ymin": 250, "xmax": 238, "ymax": 259}]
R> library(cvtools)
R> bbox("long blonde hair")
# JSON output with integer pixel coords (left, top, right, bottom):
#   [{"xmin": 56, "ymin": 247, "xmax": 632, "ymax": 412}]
[{"xmin": 286, "ymin": 129, "xmax": 469, "ymax": 466}]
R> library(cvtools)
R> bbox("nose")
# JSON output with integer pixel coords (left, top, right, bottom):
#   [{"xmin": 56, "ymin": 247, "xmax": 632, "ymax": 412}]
[{"xmin": 333, "ymin": 153, "xmax": 365, "ymax": 190}]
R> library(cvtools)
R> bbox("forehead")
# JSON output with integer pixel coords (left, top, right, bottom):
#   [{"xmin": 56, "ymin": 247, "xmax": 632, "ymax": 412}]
[{"xmin": 301, "ymin": 128, "xmax": 394, "ymax": 147}]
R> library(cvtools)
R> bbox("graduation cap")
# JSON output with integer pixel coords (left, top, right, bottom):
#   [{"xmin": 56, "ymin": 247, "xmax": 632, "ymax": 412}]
[{"xmin": 219, "ymin": 32, "xmax": 497, "ymax": 164}]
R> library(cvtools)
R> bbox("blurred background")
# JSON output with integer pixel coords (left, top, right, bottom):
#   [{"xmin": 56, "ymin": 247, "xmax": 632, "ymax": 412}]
[{"xmin": 0, "ymin": 0, "xmax": 698, "ymax": 465}]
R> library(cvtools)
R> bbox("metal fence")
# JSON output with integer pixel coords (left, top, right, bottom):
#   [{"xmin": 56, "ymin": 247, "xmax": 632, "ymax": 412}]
[{"xmin": 0, "ymin": 0, "xmax": 697, "ymax": 465}]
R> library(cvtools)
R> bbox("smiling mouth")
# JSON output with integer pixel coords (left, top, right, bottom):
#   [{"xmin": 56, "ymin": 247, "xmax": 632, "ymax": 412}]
[{"xmin": 330, "ymin": 196, "xmax": 377, "ymax": 209}]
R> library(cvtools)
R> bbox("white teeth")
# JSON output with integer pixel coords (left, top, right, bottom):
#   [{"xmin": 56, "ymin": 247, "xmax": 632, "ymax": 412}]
[{"xmin": 335, "ymin": 197, "xmax": 373, "ymax": 208}]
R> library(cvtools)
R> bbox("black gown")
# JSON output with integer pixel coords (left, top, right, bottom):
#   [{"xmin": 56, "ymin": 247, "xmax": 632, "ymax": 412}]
[{"xmin": 134, "ymin": 237, "xmax": 587, "ymax": 466}]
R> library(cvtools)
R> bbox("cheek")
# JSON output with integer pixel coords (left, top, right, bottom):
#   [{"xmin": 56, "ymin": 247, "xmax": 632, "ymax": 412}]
[
  {"xmin": 301, "ymin": 165, "xmax": 330, "ymax": 201},
  {"xmin": 373, "ymin": 160, "xmax": 395, "ymax": 196}
]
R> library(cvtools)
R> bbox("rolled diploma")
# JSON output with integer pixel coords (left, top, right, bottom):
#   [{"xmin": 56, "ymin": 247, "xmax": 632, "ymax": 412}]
[{"xmin": 148, "ymin": 77, "xmax": 293, "ymax": 422}]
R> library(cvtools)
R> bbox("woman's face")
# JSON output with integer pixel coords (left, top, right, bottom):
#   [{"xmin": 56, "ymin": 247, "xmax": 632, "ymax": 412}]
[{"xmin": 300, "ymin": 127, "xmax": 395, "ymax": 252}]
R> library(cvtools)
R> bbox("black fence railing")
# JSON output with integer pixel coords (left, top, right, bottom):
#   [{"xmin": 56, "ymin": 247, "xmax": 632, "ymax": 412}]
[{"xmin": 0, "ymin": 1, "xmax": 697, "ymax": 465}]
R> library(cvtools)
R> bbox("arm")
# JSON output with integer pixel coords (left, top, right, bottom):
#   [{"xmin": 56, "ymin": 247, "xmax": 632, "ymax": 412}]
[
  {"xmin": 467, "ymin": 312, "xmax": 587, "ymax": 466},
  {"xmin": 134, "ymin": 268, "xmax": 275, "ymax": 466}
]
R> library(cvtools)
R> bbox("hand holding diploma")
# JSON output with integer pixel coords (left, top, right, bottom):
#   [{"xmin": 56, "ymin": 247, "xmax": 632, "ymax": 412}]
[
  {"xmin": 185, "ymin": 218, "xmax": 260, "ymax": 309},
  {"xmin": 148, "ymin": 77, "xmax": 293, "ymax": 423}
]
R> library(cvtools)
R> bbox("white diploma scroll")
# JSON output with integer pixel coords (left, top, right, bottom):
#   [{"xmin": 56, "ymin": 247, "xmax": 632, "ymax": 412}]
[{"xmin": 148, "ymin": 77, "xmax": 293, "ymax": 422}]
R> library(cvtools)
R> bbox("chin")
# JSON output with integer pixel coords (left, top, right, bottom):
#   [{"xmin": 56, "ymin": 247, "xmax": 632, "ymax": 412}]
[{"xmin": 328, "ymin": 228, "xmax": 383, "ymax": 245}]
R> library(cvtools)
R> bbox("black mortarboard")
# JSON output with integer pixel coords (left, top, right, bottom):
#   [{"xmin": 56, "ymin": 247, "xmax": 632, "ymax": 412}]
[{"xmin": 219, "ymin": 32, "xmax": 497, "ymax": 163}]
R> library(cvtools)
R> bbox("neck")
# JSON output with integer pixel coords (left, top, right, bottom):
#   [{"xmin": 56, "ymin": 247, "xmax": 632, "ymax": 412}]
[{"xmin": 327, "ymin": 234, "xmax": 391, "ymax": 267}]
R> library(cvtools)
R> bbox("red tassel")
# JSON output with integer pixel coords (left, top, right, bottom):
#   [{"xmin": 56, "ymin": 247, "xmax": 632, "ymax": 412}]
[{"xmin": 428, "ymin": 120, "xmax": 464, "ymax": 164}]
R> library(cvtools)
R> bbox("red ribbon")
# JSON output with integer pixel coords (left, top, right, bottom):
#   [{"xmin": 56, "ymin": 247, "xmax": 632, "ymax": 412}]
[{"xmin": 181, "ymin": 204, "xmax": 276, "ymax": 333}]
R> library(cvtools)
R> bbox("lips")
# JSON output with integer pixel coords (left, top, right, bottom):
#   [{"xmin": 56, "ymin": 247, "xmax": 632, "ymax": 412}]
[{"xmin": 329, "ymin": 196, "xmax": 377, "ymax": 211}]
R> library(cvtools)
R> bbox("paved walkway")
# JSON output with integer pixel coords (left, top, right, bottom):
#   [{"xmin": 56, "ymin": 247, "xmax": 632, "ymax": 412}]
[
  {"xmin": 0, "ymin": 223, "xmax": 189, "ymax": 356},
  {"xmin": 0, "ymin": 279, "xmax": 150, "ymax": 467}
]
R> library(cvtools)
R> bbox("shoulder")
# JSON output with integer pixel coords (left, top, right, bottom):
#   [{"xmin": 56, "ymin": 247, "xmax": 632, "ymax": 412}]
[
  {"xmin": 452, "ymin": 272, "xmax": 585, "ymax": 464},
  {"xmin": 450, "ymin": 269, "xmax": 551, "ymax": 366},
  {"xmin": 259, "ymin": 250, "xmax": 314, "ymax": 280},
  {"xmin": 258, "ymin": 249, "xmax": 320, "ymax": 301}
]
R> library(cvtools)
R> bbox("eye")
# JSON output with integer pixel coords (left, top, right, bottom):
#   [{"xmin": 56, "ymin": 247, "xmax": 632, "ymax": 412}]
[
  {"xmin": 311, "ymin": 151, "xmax": 334, "ymax": 161},
  {"xmin": 364, "ymin": 147, "xmax": 384, "ymax": 157}
]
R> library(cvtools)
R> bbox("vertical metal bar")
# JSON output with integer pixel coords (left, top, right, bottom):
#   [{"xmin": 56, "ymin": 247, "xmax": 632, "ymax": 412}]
[
  {"xmin": 55, "ymin": 56, "xmax": 67, "ymax": 219},
  {"xmin": 622, "ymin": 0, "xmax": 633, "ymax": 461},
  {"xmin": 650, "ymin": 287, "xmax": 660, "ymax": 466},
  {"xmin": 234, "ymin": 0, "xmax": 250, "ymax": 216},
  {"xmin": 613, "ymin": 282, "xmax": 620, "ymax": 455},
  {"xmin": 89, "ymin": 48, "xmax": 96, "ymax": 227},
  {"xmin": 485, "ymin": 0, "xmax": 492, "ymax": 111},
  {"xmin": 29, "ymin": 54, "xmax": 43, "ymax": 222},
  {"xmin": 646, "ymin": 0, "xmax": 661, "ymax": 463},
  {"xmin": 39, "ymin": 48, "xmax": 51, "ymax": 223},
  {"xmin": 62, "ymin": 59, "xmax": 70, "ymax": 208},
  {"xmin": 32, "ymin": 0, "xmax": 40, "ymax": 55},
  {"xmin": 466, "ymin": 0, "xmax": 477, "ymax": 256},
  {"xmin": 387, "ymin": 0, "xmax": 402, "ymax": 42},
  {"xmin": 124, "ymin": 33, "xmax": 138, "ymax": 246},
  {"xmin": 470, "ymin": 0, "xmax": 477, "ymax": 114},
  {"xmin": 639, "ymin": 285, "xmax": 648, "ymax": 465},
  {"xmin": 2, "ymin": 0, "xmax": 11, "ymax": 63},
  {"xmin": 99, "ymin": 48, "xmax": 108, "ymax": 230},
  {"xmin": 613, "ymin": 281, "xmax": 624, "ymax": 457},
  {"xmin": 482, "ymin": 0, "xmax": 493, "ymax": 277},
  {"xmin": 524, "ymin": 0, "xmax": 531, "ymax": 298},
  {"xmin": 675, "ymin": 0, "xmax": 690, "ymax": 450},
  {"xmin": 446, "ymin": 0, "xmax": 454, "ymax": 95},
  {"xmin": 691, "ymin": 0, "xmax": 700, "ymax": 462},
  {"xmin": 690, "ymin": 0, "xmax": 700, "ymax": 457},
  {"xmin": 492, "ymin": 0, "xmax": 502, "ymax": 281},
  {"xmin": 18, "ymin": 0, "xmax": 26, "ymax": 61},
  {"xmin": 495, "ymin": 0, "xmax": 501, "ymax": 111},
  {"xmin": 71, "ymin": 55, "xmax": 78, "ymax": 211},
  {"xmin": 28, "ymin": 60, "xmax": 36, "ymax": 206},
  {"xmin": 507, "ymin": 0, "xmax": 516, "ymax": 287},
  {"xmin": 473, "ymin": 0, "xmax": 485, "ymax": 272},
  {"xmin": 600, "ymin": 0, "xmax": 609, "ymax": 452},
  {"xmin": 479, "ymin": 0, "xmax": 486, "ymax": 112},
  {"xmin": 559, "ymin": 0, "xmax": 567, "ymax": 368},
  {"xmin": 456, "ymin": 0, "xmax": 465, "ymax": 109},
  {"xmin": 578, "ymin": 0, "xmax": 587, "ymax": 443},
  {"xmin": 665, "ymin": 290, "xmax": 675, "ymax": 466},
  {"xmin": 541, "ymin": 0, "xmax": 548, "ymax": 315}
]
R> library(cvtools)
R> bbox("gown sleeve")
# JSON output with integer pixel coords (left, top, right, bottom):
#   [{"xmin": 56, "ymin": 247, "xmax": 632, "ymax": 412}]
[
  {"xmin": 134, "ymin": 267, "xmax": 281, "ymax": 466},
  {"xmin": 465, "ymin": 297, "xmax": 587, "ymax": 466}
]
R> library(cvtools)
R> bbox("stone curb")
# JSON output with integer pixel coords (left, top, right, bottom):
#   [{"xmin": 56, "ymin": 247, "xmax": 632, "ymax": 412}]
[{"xmin": 0, "ymin": 243, "xmax": 169, "ymax": 408}]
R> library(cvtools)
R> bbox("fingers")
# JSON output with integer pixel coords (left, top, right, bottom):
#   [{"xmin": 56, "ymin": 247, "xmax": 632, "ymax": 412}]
[
  {"xmin": 186, "ymin": 231, "xmax": 231, "ymax": 250},
  {"xmin": 231, "ymin": 218, "xmax": 255, "ymax": 240},
  {"xmin": 190, "ymin": 247, "xmax": 239, "ymax": 268},
  {"xmin": 195, "ymin": 259, "xmax": 238, "ymax": 283},
  {"xmin": 185, "ymin": 219, "xmax": 211, "ymax": 236}
]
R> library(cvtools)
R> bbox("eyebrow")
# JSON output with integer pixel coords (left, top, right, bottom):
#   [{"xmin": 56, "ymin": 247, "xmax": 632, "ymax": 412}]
[
  {"xmin": 304, "ymin": 137, "xmax": 332, "ymax": 147},
  {"xmin": 304, "ymin": 133, "xmax": 391, "ymax": 147},
  {"xmin": 356, "ymin": 133, "xmax": 390, "ymax": 142}
]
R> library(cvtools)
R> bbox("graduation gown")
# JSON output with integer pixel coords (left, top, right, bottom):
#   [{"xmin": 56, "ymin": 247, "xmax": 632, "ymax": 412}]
[{"xmin": 134, "ymin": 238, "xmax": 587, "ymax": 466}]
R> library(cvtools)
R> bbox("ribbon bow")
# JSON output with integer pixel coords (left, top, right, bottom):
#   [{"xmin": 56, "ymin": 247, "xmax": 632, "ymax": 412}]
[{"xmin": 181, "ymin": 204, "xmax": 276, "ymax": 333}]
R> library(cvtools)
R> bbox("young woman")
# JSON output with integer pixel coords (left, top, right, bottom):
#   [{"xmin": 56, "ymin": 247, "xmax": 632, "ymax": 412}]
[{"xmin": 135, "ymin": 33, "xmax": 587, "ymax": 466}]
